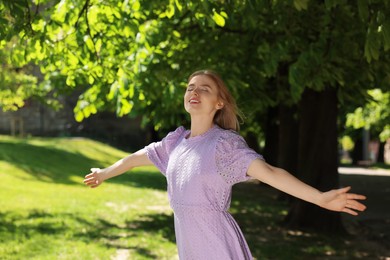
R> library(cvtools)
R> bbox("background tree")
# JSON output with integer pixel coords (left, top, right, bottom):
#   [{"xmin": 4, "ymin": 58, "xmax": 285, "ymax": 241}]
[{"xmin": 344, "ymin": 89, "xmax": 390, "ymax": 163}]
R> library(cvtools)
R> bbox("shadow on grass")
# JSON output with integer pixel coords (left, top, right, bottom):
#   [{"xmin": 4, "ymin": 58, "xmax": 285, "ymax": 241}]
[
  {"xmin": 2, "ymin": 176, "xmax": 389, "ymax": 259},
  {"xmin": 0, "ymin": 141, "xmax": 104, "ymax": 185},
  {"xmin": 231, "ymin": 181, "xmax": 390, "ymax": 259},
  {"xmin": 0, "ymin": 140, "xmax": 168, "ymax": 191},
  {"xmin": 340, "ymin": 174, "xmax": 390, "ymax": 250},
  {"xmin": 0, "ymin": 209, "xmax": 175, "ymax": 259}
]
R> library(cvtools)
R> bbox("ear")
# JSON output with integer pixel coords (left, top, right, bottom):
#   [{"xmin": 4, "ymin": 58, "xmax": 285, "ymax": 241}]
[{"xmin": 216, "ymin": 102, "xmax": 224, "ymax": 110}]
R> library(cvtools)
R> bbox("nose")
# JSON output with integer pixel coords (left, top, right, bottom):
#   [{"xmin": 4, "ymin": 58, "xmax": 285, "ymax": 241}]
[{"xmin": 192, "ymin": 87, "xmax": 199, "ymax": 96}]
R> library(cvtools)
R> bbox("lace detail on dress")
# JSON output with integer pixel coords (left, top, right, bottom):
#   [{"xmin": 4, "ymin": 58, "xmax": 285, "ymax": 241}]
[{"xmin": 216, "ymin": 130, "xmax": 263, "ymax": 184}]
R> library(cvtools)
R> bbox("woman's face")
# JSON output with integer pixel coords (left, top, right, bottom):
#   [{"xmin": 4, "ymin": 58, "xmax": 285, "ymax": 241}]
[{"xmin": 184, "ymin": 75, "xmax": 224, "ymax": 117}]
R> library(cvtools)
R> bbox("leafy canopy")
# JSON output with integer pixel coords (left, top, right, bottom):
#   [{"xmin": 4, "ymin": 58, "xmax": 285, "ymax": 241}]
[{"xmin": 0, "ymin": 0, "xmax": 389, "ymax": 132}]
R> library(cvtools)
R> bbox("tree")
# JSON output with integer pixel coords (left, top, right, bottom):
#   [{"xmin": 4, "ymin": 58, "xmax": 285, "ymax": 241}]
[{"xmin": 345, "ymin": 89, "xmax": 390, "ymax": 163}]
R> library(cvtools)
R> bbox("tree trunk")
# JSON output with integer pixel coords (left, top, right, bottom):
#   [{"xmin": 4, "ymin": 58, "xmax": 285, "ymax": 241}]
[
  {"xmin": 278, "ymin": 104, "xmax": 299, "ymax": 174},
  {"xmin": 277, "ymin": 104, "xmax": 299, "ymax": 202},
  {"xmin": 351, "ymin": 129, "xmax": 364, "ymax": 165},
  {"xmin": 263, "ymin": 106, "xmax": 279, "ymax": 166},
  {"xmin": 245, "ymin": 130, "xmax": 262, "ymax": 154},
  {"xmin": 377, "ymin": 141, "xmax": 385, "ymax": 163},
  {"xmin": 285, "ymin": 88, "xmax": 345, "ymax": 233}
]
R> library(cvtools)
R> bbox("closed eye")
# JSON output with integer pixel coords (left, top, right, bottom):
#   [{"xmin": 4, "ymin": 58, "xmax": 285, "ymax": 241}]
[{"xmin": 186, "ymin": 85, "xmax": 211, "ymax": 92}]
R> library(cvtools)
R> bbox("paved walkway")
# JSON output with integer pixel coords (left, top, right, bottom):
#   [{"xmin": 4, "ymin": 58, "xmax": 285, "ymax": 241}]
[
  {"xmin": 339, "ymin": 166, "xmax": 390, "ymax": 176},
  {"xmin": 339, "ymin": 166, "xmax": 390, "ymax": 255}
]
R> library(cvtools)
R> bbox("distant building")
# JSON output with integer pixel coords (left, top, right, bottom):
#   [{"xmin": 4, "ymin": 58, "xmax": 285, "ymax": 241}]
[{"xmin": 0, "ymin": 95, "xmax": 150, "ymax": 151}]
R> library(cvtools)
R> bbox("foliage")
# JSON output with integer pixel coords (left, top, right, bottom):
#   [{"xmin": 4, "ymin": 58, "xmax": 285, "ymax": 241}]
[
  {"xmin": 0, "ymin": 0, "xmax": 389, "ymax": 133},
  {"xmin": 0, "ymin": 40, "xmax": 42, "ymax": 111},
  {"xmin": 340, "ymin": 135, "xmax": 355, "ymax": 151},
  {"xmin": 346, "ymin": 89, "xmax": 390, "ymax": 141}
]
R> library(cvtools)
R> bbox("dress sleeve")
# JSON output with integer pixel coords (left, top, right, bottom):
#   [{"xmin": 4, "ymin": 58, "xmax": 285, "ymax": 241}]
[
  {"xmin": 144, "ymin": 126, "xmax": 186, "ymax": 176},
  {"xmin": 216, "ymin": 130, "xmax": 264, "ymax": 185}
]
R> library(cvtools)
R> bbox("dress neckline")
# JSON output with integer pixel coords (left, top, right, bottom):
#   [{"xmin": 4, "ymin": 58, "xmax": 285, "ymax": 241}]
[{"xmin": 184, "ymin": 125, "xmax": 217, "ymax": 142}]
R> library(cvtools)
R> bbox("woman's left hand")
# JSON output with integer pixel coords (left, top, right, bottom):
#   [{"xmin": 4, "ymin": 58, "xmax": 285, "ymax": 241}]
[
  {"xmin": 83, "ymin": 168, "xmax": 104, "ymax": 188},
  {"xmin": 318, "ymin": 186, "xmax": 367, "ymax": 215}
]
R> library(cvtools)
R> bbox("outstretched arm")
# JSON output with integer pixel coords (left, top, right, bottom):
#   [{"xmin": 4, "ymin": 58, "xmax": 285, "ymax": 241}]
[
  {"xmin": 247, "ymin": 159, "xmax": 366, "ymax": 215},
  {"xmin": 83, "ymin": 148, "xmax": 153, "ymax": 188}
]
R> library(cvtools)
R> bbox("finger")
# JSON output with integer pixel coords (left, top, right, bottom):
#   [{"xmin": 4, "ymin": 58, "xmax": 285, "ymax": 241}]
[
  {"xmin": 90, "ymin": 168, "xmax": 100, "ymax": 173},
  {"xmin": 342, "ymin": 208, "xmax": 358, "ymax": 216},
  {"xmin": 346, "ymin": 193, "xmax": 366, "ymax": 200},
  {"xmin": 337, "ymin": 186, "xmax": 351, "ymax": 194},
  {"xmin": 84, "ymin": 179, "xmax": 99, "ymax": 186},
  {"xmin": 83, "ymin": 177, "xmax": 96, "ymax": 183},
  {"xmin": 84, "ymin": 173, "xmax": 94, "ymax": 178},
  {"xmin": 347, "ymin": 200, "xmax": 367, "ymax": 211},
  {"xmin": 84, "ymin": 180, "xmax": 95, "ymax": 186}
]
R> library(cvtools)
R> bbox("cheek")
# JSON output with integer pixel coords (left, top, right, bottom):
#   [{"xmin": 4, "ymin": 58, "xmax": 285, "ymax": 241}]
[{"xmin": 183, "ymin": 93, "xmax": 189, "ymax": 108}]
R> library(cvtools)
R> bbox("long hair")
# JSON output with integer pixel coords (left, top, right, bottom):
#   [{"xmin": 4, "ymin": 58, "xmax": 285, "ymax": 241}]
[{"xmin": 188, "ymin": 70, "xmax": 242, "ymax": 131}]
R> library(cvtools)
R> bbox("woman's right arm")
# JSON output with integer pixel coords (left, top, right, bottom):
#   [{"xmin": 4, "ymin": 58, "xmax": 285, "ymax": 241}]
[{"xmin": 83, "ymin": 148, "xmax": 153, "ymax": 188}]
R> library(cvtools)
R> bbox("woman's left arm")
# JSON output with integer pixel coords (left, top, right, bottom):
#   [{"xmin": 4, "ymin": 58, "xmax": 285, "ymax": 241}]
[{"xmin": 247, "ymin": 159, "xmax": 367, "ymax": 216}]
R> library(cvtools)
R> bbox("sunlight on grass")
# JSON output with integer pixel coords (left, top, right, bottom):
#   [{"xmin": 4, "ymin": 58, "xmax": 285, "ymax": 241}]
[
  {"xmin": 0, "ymin": 135, "xmax": 177, "ymax": 260},
  {"xmin": 0, "ymin": 135, "xmax": 386, "ymax": 259}
]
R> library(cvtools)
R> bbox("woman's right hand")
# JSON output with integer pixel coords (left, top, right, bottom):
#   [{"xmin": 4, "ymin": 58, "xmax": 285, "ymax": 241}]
[{"xmin": 83, "ymin": 168, "xmax": 104, "ymax": 188}]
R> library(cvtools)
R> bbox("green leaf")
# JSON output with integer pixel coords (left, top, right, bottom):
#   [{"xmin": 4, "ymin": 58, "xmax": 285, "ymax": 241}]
[
  {"xmin": 365, "ymin": 26, "xmax": 381, "ymax": 62},
  {"xmin": 67, "ymin": 51, "xmax": 79, "ymax": 66},
  {"xmin": 31, "ymin": 19, "xmax": 45, "ymax": 32},
  {"xmin": 175, "ymin": 0, "xmax": 182, "ymax": 11},
  {"xmin": 84, "ymin": 36, "xmax": 95, "ymax": 52},
  {"xmin": 381, "ymin": 19, "xmax": 390, "ymax": 51},
  {"xmin": 88, "ymin": 75, "xmax": 95, "ymax": 84},
  {"xmin": 119, "ymin": 99, "xmax": 133, "ymax": 116},
  {"xmin": 166, "ymin": 3, "xmax": 175, "ymax": 19},
  {"xmin": 52, "ymin": 0, "xmax": 67, "ymax": 23},
  {"xmin": 66, "ymin": 74, "xmax": 76, "ymax": 87},
  {"xmin": 212, "ymin": 11, "xmax": 225, "ymax": 27},
  {"xmin": 357, "ymin": 0, "xmax": 368, "ymax": 22},
  {"xmin": 132, "ymin": 0, "xmax": 141, "ymax": 11},
  {"xmin": 139, "ymin": 92, "xmax": 145, "ymax": 100},
  {"xmin": 107, "ymin": 81, "xmax": 119, "ymax": 100},
  {"xmin": 173, "ymin": 30, "xmax": 181, "ymax": 38},
  {"xmin": 95, "ymin": 38, "xmax": 102, "ymax": 53},
  {"xmin": 293, "ymin": 0, "xmax": 309, "ymax": 11}
]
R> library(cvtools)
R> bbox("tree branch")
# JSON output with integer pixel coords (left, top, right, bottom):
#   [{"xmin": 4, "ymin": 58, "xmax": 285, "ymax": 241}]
[{"xmin": 75, "ymin": 0, "xmax": 90, "ymax": 29}]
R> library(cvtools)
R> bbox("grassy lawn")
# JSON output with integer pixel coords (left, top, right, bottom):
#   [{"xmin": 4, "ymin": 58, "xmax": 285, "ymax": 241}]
[
  {"xmin": 0, "ymin": 135, "xmax": 388, "ymax": 259},
  {"xmin": 0, "ymin": 135, "xmax": 176, "ymax": 260}
]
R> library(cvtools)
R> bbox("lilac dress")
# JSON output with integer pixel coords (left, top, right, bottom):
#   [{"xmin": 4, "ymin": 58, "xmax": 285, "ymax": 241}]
[{"xmin": 145, "ymin": 125, "xmax": 263, "ymax": 260}]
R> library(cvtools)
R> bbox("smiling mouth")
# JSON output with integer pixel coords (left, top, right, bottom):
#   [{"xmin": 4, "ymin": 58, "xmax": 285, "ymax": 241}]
[{"xmin": 189, "ymin": 99, "xmax": 200, "ymax": 104}]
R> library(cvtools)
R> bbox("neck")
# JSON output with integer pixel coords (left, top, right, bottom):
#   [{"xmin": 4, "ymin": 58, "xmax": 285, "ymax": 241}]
[{"xmin": 189, "ymin": 115, "xmax": 215, "ymax": 137}]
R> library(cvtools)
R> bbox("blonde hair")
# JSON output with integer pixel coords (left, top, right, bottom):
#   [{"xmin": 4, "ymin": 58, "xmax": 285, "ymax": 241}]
[{"xmin": 188, "ymin": 70, "xmax": 242, "ymax": 131}]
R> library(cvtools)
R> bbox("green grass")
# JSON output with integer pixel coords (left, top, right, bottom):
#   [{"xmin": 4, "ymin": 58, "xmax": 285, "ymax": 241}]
[
  {"xmin": 0, "ymin": 135, "xmax": 176, "ymax": 260},
  {"xmin": 0, "ymin": 135, "xmax": 386, "ymax": 259}
]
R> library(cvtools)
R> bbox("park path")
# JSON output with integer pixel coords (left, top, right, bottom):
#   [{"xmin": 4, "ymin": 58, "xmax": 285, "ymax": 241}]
[
  {"xmin": 339, "ymin": 166, "xmax": 390, "ymax": 176},
  {"xmin": 339, "ymin": 166, "xmax": 390, "ymax": 257}
]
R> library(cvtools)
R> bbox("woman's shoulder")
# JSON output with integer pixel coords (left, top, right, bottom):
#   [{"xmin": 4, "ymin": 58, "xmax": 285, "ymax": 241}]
[
  {"xmin": 171, "ymin": 126, "xmax": 187, "ymax": 134},
  {"xmin": 165, "ymin": 126, "xmax": 187, "ymax": 140},
  {"xmin": 214, "ymin": 126, "xmax": 246, "ymax": 147},
  {"xmin": 215, "ymin": 126, "xmax": 242, "ymax": 139}
]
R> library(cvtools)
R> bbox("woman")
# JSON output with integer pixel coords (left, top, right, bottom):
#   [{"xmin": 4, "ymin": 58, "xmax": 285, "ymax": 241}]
[{"xmin": 84, "ymin": 70, "xmax": 366, "ymax": 259}]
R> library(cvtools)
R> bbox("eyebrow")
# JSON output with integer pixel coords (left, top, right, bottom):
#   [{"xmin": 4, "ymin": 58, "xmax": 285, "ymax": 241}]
[{"xmin": 188, "ymin": 83, "xmax": 212, "ymax": 89}]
